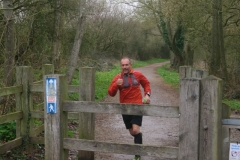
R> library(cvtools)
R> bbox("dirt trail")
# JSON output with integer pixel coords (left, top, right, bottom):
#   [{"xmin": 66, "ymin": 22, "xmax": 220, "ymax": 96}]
[{"xmin": 95, "ymin": 62, "xmax": 179, "ymax": 160}]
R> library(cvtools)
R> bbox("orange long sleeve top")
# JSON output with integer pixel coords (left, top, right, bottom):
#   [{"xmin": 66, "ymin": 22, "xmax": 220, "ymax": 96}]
[{"xmin": 108, "ymin": 70, "xmax": 151, "ymax": 104}]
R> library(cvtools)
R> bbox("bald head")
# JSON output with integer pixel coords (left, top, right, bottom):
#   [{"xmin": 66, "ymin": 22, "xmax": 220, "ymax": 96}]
[{"xmin": 120, "ymin": 57, "xmax": 132, "ymax": 74}]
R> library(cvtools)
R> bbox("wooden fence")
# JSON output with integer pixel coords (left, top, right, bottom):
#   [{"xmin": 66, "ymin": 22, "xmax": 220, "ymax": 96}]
[
  {"xmin": 0, "ymin": 65, "xmax": 239, "ymax": 160},
  {"xmin": 180, "ymin": 66, "xmax": 240, "ymax": 160}
]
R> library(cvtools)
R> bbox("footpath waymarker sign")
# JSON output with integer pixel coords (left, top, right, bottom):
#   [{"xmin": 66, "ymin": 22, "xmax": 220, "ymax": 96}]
[
  {"xmin": 46, "ymin": 78, "xmax": 57, "ymax": 114},
  {"xmin": 229, "ymin": 143, "xmax": 240, "ymax": 160}
]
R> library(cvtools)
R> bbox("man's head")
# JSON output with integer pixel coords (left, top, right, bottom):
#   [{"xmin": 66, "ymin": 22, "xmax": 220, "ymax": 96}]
[{"xmin": 120, "ymin": 57, "xmax": 132, "ymax": 74}]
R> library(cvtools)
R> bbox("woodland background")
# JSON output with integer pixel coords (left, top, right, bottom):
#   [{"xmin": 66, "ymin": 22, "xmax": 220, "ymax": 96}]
[{"xmin": 1, "ymin": 0, "xmax": 240, "ymax": 103}]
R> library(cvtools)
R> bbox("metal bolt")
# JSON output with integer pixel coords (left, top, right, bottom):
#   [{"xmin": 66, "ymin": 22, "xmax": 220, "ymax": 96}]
[{"xmin": 204, "ymin": 125, "xmax": 208, "ymax": 130}]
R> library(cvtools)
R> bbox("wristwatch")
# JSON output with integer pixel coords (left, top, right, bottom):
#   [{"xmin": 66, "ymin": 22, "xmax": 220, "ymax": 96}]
[{"xmin": 146, "ymin": 92, "xmax": 151, "ymax": 97}]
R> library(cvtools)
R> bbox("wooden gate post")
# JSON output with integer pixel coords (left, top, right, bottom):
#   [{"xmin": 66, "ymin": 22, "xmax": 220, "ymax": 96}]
[
  {"xmin": 16, "ymin": 66, "xmax": 33, "ymax": 149},
  {"xmin": 42, "ymin": 64, "xmax": 54, "ymax": 75},
  {"xmin": 78, "ymin": 67, "xmax": 95, "ymax": 160},
  {"xmin": 179, "ymin": 78, "xmax": 201, "ymax": 160},
  {"xmin": 192, "ymin": 69, "xmax": 209, "ymax": 78},
  {"xmin": 44, "ymin": 74, "xmax": 68, "ymax": 160},
  {"xmin": 199, "ymin": 75, "xmax": 222, "ymax": 160},
  {"xmin": 222, "ymin": 104, "xmax": 231, "ymax": 160},
  {"xmin": 179, "ymin": 66, "xmax": 192, "ymax": 79}
]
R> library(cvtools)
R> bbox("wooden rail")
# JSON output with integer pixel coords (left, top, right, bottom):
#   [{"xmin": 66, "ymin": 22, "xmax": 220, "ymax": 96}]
[
  {"xmin": 30, "ymin": 84, "xmax": 79, "ymax": 93},
  {"xmin": 0, "ymin": 111, "xmax": 22, "ymax": 124},
  {"xmin": 63, "ymin": 101, "xmax": 179, "ymax": 117},
  {"xmin": 63, "ymin": 138, "xmax": 178, "ymax": 159},
  {"xmin": 0, "ymin": 138, "xmax": 22, "ymax": 154},
  {"xmin": 30, "ymin": 84, "xmax": 43, "ymax": 92},
  {"xmin": 0, "ymin": 85, "xmax": 22, "ymax": 96}
]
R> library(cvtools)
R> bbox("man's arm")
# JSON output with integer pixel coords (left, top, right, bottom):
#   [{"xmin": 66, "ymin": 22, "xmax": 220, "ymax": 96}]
[
  {"xmin": 139, "ymin": 73, "xmax": 151, "ymax": 104},
  {"xmin": 108, "ymin": 74, "xmax": 121, "ymax": 97}
]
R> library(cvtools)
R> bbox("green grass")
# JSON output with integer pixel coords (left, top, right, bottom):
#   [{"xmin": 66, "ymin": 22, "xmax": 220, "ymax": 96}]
[
  {"xmin": 95, "ymin": 66, "xmax": 121, "ymax": 101},
  {"xmin": 222, "ymin": 99, "xmax": 240, "ymax": 110},
  {"xmin": 157, "ymin": 64, "xmax": 179, "ymax": 88}
]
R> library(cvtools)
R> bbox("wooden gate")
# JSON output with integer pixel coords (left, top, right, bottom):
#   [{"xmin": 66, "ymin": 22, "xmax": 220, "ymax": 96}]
[
  {"xmin": 44, "ymin": 66, "xmax": 223, "ymax": 160},
  {"xmin": 0, "ymin": 65, "xmax": 226, "ymax": 160}
]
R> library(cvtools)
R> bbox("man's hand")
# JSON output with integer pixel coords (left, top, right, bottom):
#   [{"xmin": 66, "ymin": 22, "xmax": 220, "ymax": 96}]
[
  {"xmin": 143, "ymin": 95, "xmax": 150, "ymax": 104},
  {"xmin": 116, "ymin": 78, "xmax": 123, "ymax": 86}
]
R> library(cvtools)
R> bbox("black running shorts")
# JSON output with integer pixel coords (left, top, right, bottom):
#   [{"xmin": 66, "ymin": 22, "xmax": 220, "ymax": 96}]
[{"xmin": 122, "ymin": 114, "xmax": 143, "ymax": 129}]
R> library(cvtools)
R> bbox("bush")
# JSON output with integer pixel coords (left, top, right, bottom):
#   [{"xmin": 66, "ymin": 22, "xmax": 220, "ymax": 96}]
[{"xmin": 0, "ymin": 121, "xmax": 16, "ymax": 143}]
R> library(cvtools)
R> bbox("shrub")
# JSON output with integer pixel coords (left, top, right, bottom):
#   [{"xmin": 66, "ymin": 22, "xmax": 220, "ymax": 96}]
[{"xmin": 0, "ymin": 121, "xmax": 16, "ymax": 142}]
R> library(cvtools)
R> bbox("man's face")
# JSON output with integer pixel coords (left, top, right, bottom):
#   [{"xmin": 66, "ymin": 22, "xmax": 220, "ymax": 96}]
[{"xmin": 121, "ymin": 58, "xmax": 132, "ymax": 74}]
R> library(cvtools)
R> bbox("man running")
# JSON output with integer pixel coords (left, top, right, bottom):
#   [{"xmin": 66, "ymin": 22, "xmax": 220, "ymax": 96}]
[{"xmin": 108, "ymin": 57, "xmax": 151, "ymax": 160}]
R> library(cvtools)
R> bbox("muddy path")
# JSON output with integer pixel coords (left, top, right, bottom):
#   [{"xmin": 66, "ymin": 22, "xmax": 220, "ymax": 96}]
[{"xmin": 94, "ymin": 62, "xmax": 179, "ymax": 160}]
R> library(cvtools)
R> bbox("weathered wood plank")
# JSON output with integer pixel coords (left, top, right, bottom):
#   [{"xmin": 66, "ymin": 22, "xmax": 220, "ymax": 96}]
[
  {"xmin": 30, "ymin": 137, "xmax": 44, "ymax": 144},
  {"xmin": 68, "ymin": 85, "xmax": 79, "ymax": 93},
  {"xmin": 15, "ymin": 67, "xmax": 22, "ymax": 138},
  {"xmin": 178, "ymin": 78, "xmax": 200, "ymax": 160},
  {"xmin": 230, "ymin": 115, "xmax": 240, "ymax": 119},
  {"xmin": 30, "ymin": 84, "xmax": 43, "ymax": 92},
  {"xmin": 30, "ymin": 84, "xmax": 80, "ymax": 93},
  {"xmin": 222, "ymin": 125, "xmax": 240, "ymax": 129},
  {"xmin": 0, "ymin": 138, "xmax": 22, "ymax": 154},
  {"xmin": 0, "ymin": 111, "xmax": 23, "ymax": 125},
  {"xmin": 222, "ymin": 103, "xmax": 231, "ymax": 119},
  {"xmin": 0, "ymin": 85, "xmax": 22, "ymax": 96},
  {"xmin": 222, "ymin": 103, "xmax": 231, "ymax": 160},
  {"xmin": 31, "ymin": 111, "xmax": 44, "ymax": 118},
  {"xmin": 63, "ymin": 101, "xmax": 179, "ymax": 118},
  {"xmin": 34, "ymin": 102, "xmax": 44, "ymax": 111},
  {"xmin": 199, "ymin": 75, "xmax": 222, "ymax": 160},
  {"xmin": 63, "ymin": 138, "xmax": 178, "ymax": 159},
  {"xmin": 179, "ymin": 66, "xmax": 192, "ymax": 79},
  {"xmin": 16, "ymin": 66, "xmax": 33, "ymax": 146},
  {"xmin": 222, "ymin": 125, "xmax": 230, "ymax": 160},
  {"xmin": 31, "ymin": 110, "xmax": 81, "ymax": 120},
  {"xmin": 28, "ymin": 104, "xmax": 178, "ymax": 119},
  {"xmin": 192, "ymin": 69, "xmax": 209, "ymax": 78},
  {"xmin": 33, "ymin": 80, "xmax": 43, "ymax": 84},
  {"xmin": 30, "ymin": 124, "xmax": 44, "ymax": 137},
  {"xmin": 68, "ymin": 112, "xmax": 79, "ymax": 119},
  {"xmin": 78, "ymin": 67, "xmax": 95, "ymax": 160}
]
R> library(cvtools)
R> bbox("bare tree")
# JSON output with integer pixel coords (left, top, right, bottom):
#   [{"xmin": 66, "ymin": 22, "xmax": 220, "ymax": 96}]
[
  {"xmin": 218, "ymin": 0, "xmax": 228, "ymax": 81},
  {"xmin": 53, "ymin": 0, "xmax": 63, "ymax": 70},
  {"xmin": 211, "ymin": 0, "xmax": 221, "ymax": 75},
  {"xmin": 3, "ymin": 0, "xmax": 15, "ymax": 87},
  {"xmin": 66, "ymin": 0, "xmax": 86, "ymax": 84}
]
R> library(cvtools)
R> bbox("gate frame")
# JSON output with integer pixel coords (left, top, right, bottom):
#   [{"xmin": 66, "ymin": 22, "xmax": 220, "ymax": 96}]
[{"xmin": 43, "ymin": 66, "xmax": 223, "ymax": 160}]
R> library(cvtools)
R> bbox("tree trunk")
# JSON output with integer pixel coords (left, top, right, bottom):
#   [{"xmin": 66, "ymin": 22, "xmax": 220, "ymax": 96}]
[
  {"xmin": 53, "ymin": 0, "xmax": 63, "ymax": 70},
  {"xmin": 211, "ymin": 0, "xmax": 221, "ymax": 75},
  {"xmin": 167, "ymin": 22, "xmax": 185, "ymax": 68},
  {"xmin": 184, "ymin": 41, "xmax": 194, "ymax": 66},
  {"xmin": 3, "ymin": 0, "xmax": 15, "ymax": 87},
  {"xmin": 219, "ymin": 0, "xmax": 228, "ymax": 82},
  {"xmin": 66, "ymin": 0, "xmax": 86, "ymax": 84}
]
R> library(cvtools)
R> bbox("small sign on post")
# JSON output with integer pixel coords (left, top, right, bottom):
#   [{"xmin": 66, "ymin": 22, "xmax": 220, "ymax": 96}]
[
  {"xmin": 229, "ymin": 143, "xmax": 240, "ymax": 160},
  {"xmin": 46, "ymin": 78, "xmax": 57, "ymax": 114},
  {"xmin": 44, "ymin": 74, "xmax": 68, "ymax": 159}
]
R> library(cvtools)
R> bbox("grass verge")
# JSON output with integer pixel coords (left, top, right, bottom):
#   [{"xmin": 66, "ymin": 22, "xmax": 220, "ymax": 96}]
[
  {"xmin": 157, "ymin": 64, "xmax": 240, "ymax": 110},
  {"xmin": 156, "ymin": 64, "xmax": 179, "ymax": 88}
]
